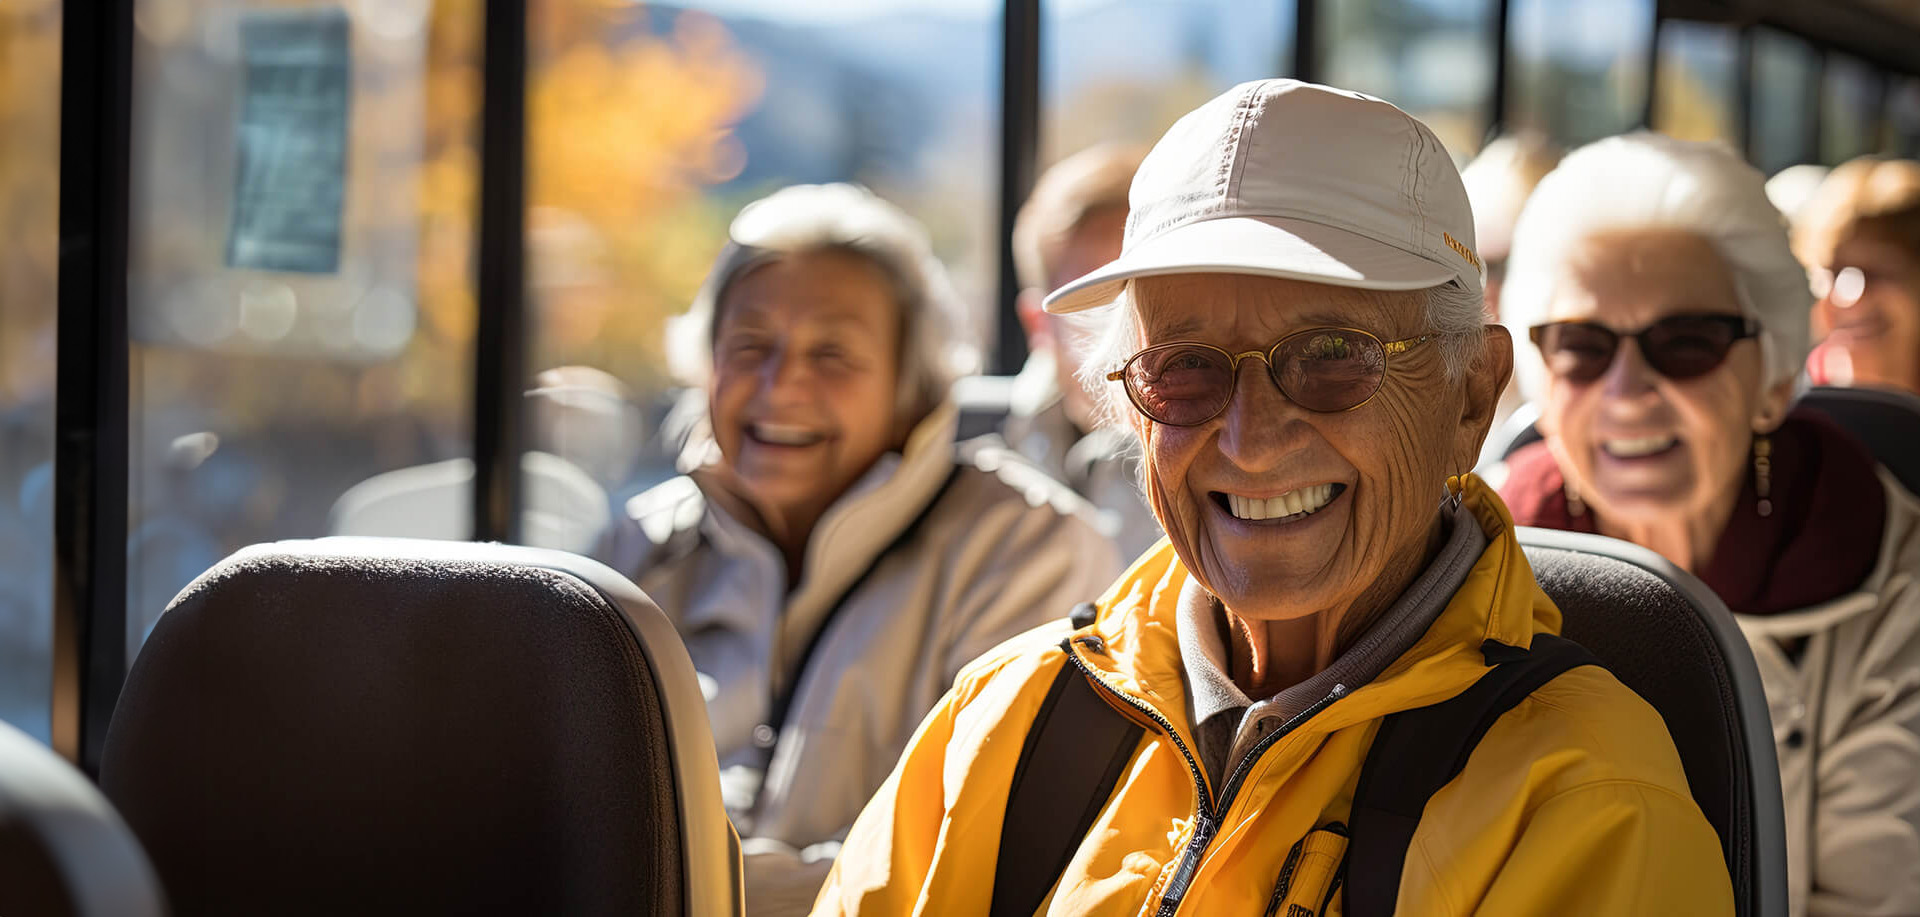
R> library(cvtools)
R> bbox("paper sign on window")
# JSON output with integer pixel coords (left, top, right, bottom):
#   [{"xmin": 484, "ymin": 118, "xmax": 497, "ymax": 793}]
[{"xmin": 226, "ymin": 8, "xmax": 350, "ymax": 274}]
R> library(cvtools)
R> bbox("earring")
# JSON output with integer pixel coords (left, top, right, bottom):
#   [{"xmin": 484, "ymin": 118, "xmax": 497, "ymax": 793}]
[
  {"xmin": 1564, "ymin": 478, "xmax": 1586, "ymax": 517},
  {"xmin": 1754, "ymin": 435, "xmax": 1772, "ymax": 518}
]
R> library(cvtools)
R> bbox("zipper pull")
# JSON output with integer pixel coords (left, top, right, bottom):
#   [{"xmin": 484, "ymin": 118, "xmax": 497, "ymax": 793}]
[{"xmin": 1262, "ymin": 839, "xmax": 1308, "ymax": 917}]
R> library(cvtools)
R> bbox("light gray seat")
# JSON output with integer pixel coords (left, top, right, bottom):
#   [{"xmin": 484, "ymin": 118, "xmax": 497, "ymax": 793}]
[
  {"xmin": 100, "ymin": 538, "xmax": 741, "ymax": 916},
  {"xmin": 1518, "ymin": 526, "xmax": 1787, "ymax": 917},
  {"xmin": 0, "ymin": 719, "xmax": 164, "ymax": 917}
]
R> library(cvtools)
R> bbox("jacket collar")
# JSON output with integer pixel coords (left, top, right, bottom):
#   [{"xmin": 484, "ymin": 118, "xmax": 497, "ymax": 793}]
[
  {"xmin": 1076, "ymin": 473, "xmax": 1559, "ymax": 737},
  {"xmin": 684, "ymin": 402, "xmax": 961, "ymax": 617}
]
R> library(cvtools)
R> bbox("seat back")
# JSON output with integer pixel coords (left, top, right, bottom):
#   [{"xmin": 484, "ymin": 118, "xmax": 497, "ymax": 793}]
[
  {"xmin": 1480, "ymin": 401, "xmax": 1542, "ymax": 469},
  {"xmin": 0, "ymin": 720, "xmax": 165, "ymax": 917},
  {"xmin": 1799, "ymin": 386, "xmax": 1920, "ymax": 493},
  {"xmin": 101, "ymin": 538, "xmax": 741, "ymax": 916},
  {"xmin": 1518, "ymin": 527, "xmax": 1787, "ymax": 917}
]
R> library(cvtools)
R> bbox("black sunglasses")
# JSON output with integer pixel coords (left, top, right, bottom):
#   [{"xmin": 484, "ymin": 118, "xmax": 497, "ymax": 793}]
[{"xmin": 1529, "ymin": 314, "xmax": 1761, "ymax": 383}]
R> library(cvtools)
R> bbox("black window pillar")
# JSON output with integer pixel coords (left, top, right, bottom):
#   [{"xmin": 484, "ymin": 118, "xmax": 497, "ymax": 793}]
[
  {"xmin": 1294, "ymin": 0, "xmax": 1319, "ymax": 84},
  {"xmin": 1643, "ymin": 11, "xmax": 1664, "ymax": 128},
  {"xmin": 472, "ymin": 0, "xmax": 529, "ymax": 543},
  {"xmin": 1490, "ymin": 0, "xmax": 1512, "ymax": 137},
  {"xmin": 994, "ymin": 0, "xmax": 1041, "ymax": 376},
  {"xmin": 54, "ymin": 0, "xmax": 136, "ymax": 775}
]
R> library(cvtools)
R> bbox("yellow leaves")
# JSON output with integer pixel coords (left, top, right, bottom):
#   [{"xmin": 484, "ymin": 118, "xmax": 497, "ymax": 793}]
[{"xmin": 520, "ymin": 4, "xmax": 765, "ymax": 394}]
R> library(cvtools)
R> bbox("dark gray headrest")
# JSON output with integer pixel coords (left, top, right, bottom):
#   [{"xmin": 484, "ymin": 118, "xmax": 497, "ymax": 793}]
[{"xmin": 101, "ymin": 538, "xmax": 713, "ymax": 916}]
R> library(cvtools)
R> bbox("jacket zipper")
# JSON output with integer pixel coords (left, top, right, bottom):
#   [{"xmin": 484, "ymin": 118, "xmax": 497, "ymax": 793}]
[
  {"xmin": 1062, "ymin": 642, "xmax": 1348, "ymax": 917},
  {"xmin": 1261, "ymin": 839, "xmax": 1307, "ymax": 917},
  {"xmin": 1153, "ymin": 684, "xmax": 1348, "ymax": 916}
]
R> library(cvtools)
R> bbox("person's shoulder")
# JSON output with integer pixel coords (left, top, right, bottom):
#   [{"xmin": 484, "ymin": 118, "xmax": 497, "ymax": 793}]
[
  {"xmin": 945, "ymin": 616, "xmax": 1079, "ymax": 707},
  {"xmin": 1483, "ymin": 663, "xmax": 1696, "ymax": 797},
  {"xmin": 1877, "ymin": 467, "xmax": 1920, "ymax": 560},
  {"xmin": 949, "ymin": 437, "xmax": 1105, "ymax": 525}
]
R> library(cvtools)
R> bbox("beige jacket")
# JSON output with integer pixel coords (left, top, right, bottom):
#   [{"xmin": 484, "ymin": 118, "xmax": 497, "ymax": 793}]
[
  {"xmin": 1737, "ymin": 467, "xmax": 1920, "ymax": 917},
  {"xmin": 601, "ymin": 402, "xmax": 1119, "ymax": 914}
]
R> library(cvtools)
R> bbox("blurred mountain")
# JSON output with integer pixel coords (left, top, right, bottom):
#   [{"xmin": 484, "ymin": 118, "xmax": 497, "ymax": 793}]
[{"xmin": 639, "ymin": 0, "xmax": 1294, "ymax": 188}]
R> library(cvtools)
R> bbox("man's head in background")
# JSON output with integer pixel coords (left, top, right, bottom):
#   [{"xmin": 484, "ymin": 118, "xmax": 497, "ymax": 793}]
[
  {"xmin": 1460, "ymin": 132, "xmax": 1563, "ymax": 322},
  {"xmin": 1011, "ymin": 143, "xmax": 1146, "ymax": 432}
]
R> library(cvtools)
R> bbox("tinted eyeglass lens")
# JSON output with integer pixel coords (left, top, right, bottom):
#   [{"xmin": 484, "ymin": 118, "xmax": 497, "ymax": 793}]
[
  {"xmin": 1126, "ymin": 345, "xmax": 1235, "ymax": 424},
  {"xmin": 1641, "ymin": 316, "xmax": 1742, "ymax": 379},
  {"xmin": 1273, "ymin": 330, "xmax": 1388, "ymax": 411},
  {"xmin": 1536, "ymin": 323, "xmax": 1618, "ymax": 383}
]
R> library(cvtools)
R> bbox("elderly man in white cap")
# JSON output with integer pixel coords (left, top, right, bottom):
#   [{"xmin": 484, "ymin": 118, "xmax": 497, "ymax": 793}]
[{"xmin": 810, "ymin": 81, "xmax": 1731, "ymax": 916}]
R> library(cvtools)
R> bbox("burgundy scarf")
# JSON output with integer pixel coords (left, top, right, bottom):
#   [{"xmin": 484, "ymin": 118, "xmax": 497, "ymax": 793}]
[{"xmin": 1501, "ymin": 408, "xmax": 1887, "ymax": 615}]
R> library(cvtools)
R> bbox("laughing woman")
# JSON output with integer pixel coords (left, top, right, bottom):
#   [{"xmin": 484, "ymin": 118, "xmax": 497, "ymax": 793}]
[
  {"xmin": 602, "ymin": 184, "xmax": 1118, "ymax": 915},
  {"xmin": 1497, "ymin": 134, "xmax": 1920, "ymax": 916}
]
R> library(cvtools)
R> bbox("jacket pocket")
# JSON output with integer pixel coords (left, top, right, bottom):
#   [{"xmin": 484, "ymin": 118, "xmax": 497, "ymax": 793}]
[{"xmin": 1263, "ymin": 823, "xmax": 1349, "ymax": 917}]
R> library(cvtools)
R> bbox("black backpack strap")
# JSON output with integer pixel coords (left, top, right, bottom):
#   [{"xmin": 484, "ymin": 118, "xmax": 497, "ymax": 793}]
[
  {"xmin": 1345, "ymin": 634, "xmax": 1602, "ymax": 917},
  {"xmin": 990, "ymin": 630, "xmax": 1144, "ymax": 917}
]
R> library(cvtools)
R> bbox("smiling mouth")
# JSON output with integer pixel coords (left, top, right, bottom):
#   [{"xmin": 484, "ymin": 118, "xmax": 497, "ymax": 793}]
[
  {"xmin": 747, "ymin": 422, "xmax": 829, "ymax": 447},
  {"xmin": 1600, "ymin": 435, "xmax": 1679, "ymax": 459},
  {"xmin": 1211, "ymin": 483, "xmax": 1345, "ymax": 523}
]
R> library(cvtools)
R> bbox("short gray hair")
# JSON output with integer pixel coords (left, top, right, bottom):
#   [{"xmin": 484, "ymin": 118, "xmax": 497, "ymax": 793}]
[
  {"xmin": 1501, "ymin": 132, "xmax": 1811, "ymax": 402},
  {"xmin": 1075, "ymin": 278, "xmax": 1486, "ymax": 431},
  {"xmin": 666, "ymin": 183, "xmax": 975, "ymax": 428}
]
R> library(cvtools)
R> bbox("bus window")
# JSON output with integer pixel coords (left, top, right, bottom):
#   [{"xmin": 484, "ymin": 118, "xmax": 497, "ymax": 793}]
[
  {"xmin": 1750, "ymin": 27, "xmax": 1821, "ymax": 175},
  {"xmin": 1317, "ymin": 0, "xmax": 1497, "ymax": 160},
  {"xmin": 1508, "ymin": 0, "xmax": 1651, "ymax": 147},
  {"xmin": 0, "ymin": 0, "xmax": 59, "ymax": 744},
  {"xmin": 1041, "ymin": 0, "xmax": 1291, "ymax": 166},
  {"xmin": 1651, "ymin": 20, "xmax": 1740, "ymax": 148},
  {"xmin": 124, "ymin": 1, "xmax": 481, "ymax": 654},
  {"xmin": 522, "ymin": 0, "xmax": 998, "ymax": 527},
  {"xmin": 1822, "ymin": 52, "xmax": 1884, "ymax": 165}
]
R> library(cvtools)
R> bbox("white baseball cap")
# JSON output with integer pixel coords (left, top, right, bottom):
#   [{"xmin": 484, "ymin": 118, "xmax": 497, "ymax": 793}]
[{"xmin": 1045, "ymin": 79, "xmax": 1484, "ymax": 314}]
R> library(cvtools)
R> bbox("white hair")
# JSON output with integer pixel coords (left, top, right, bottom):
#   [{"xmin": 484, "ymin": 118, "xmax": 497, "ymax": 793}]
[
  {"xmin": 1075, "ymin": 278, "xmax": 1486, "ymax": 431},
  {"xmin": 665, "ymin": 183, "xmax": 976, "ymax": 428},
  {"xmin": 1501, "ymin": 132, "xmax": 1812, "ymax": 403}
]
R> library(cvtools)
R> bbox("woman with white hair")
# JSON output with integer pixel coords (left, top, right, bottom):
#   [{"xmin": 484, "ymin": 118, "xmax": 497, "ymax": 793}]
[
  {"xmin": 602, "ymin": 183, "xmax": 1118, "ymax": 914},
  {"xmin": 1497, "ymin": 133, "xmax": 1920, "ymax": 916}
]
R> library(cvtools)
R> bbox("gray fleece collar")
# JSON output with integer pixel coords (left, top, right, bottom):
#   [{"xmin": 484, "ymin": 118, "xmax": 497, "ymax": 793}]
[{"xmin": 1178, "ymin": 501, "xmax": 1491, "ymax": 731}]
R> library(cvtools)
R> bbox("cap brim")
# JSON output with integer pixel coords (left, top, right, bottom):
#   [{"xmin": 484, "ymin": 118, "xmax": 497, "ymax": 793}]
[{"xmin": 1044, "ymin": 215, "xmax": 1465, "ymax": 314}]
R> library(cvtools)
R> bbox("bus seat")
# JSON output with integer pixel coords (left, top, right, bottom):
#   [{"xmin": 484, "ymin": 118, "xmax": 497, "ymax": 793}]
[
  {"xmin": 952, "ymin": 373, "xmax": 1016, "ymax": 442},
  {"xmin": 99, "ymin": 538, "xmax": 743, "ymax": 916},
  {"xmin": 1518, "ymin": 527, "xmax": 1787, "ymax": 917},
  {"xmin": 1799, "ymin": 386, "xmax": 1920, "ymax": 493},
  {"xmin": 0, "ymin": 719, "xmax": 164, "ymax": 917},
  {"xmin": 1477, "ymin": 400, "xmax": 1541, "ymax": 471}
]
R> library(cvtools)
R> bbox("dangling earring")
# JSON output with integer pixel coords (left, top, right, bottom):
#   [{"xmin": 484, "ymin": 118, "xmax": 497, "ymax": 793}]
[
  {"xmin": 1754, "ymin": 434, "xmax": 1773, "ymax": 518},
  {"xmin": 1564, "ymin": 478, "xmax": 1586, "ymax": 517}
]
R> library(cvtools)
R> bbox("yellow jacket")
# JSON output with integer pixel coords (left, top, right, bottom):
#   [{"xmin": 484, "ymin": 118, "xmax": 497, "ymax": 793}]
[{"xmin": 812, "ymin": 477, "xmax": 1733, "ymax": 915}]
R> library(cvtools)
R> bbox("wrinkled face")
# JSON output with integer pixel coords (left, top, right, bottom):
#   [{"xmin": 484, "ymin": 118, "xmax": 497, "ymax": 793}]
[
  {"xmin": 1810, "ymin": 231, "xmax": 1920, "ymax": 394},
  {"xmin": 1534, "ymin": 229, "xmax": 1788, "ymax": 524},
  {"xmin": 1125, "ymin": 273, "xmax": 1489, "ymax": 622},
  {"xmin": 709, "ymin": 250, "xmax": 902, "ymax": 519}
]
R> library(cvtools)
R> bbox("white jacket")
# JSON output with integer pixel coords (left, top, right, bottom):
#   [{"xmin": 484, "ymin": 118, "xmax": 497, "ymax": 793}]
[
  {"xmin": 601, "ymin": 402, "xmax": 1119, "ymax": 914},
  {"xmin": 1738, "ymin": 467, "xmax": 1920, "ymax": 917}
]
